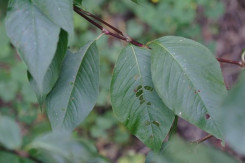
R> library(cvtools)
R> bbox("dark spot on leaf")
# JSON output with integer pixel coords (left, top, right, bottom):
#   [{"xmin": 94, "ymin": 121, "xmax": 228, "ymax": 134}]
[
  {"xmin": 140, "ymin": 100, "xmax": 145, "ymax": 104},
  {"xmin": 205, "ymin": 114, "xmax": 210, "ymax": 119},
  {"xmin": 136, "ymin": 90, "xmax": 143, "ymax": 97},
  {"xmin": 147, "ymin": 102, "xmax": 151, "ymax": 105},
  {"xmin": 198, "ymin": 90, "xmax": 200, "ymax": 92},
  {"xmin": 150, "ymin": 135, "xmax": 154, "ymax": 139},
  {"xmin": 139, "ymin": 95, "xmax": 144, "ymax": 100},
  {"xmin": 144, "ymin": 86, "xmax": 153, "ymax": 91},
  {"xmin": 137, "ymin": 85, "xmax": 142, "ymax": 90},
  {"xmin": 194, "ymin": 90, "xmax": 197, "ymax": 94},
  {"xmin": 153, "ymin": 121, "xmax": 160, "ymax": 127},
  {"xmin": 134, "ymin": 85, "xmax": 142, "ymax": 93},
  {"xmin": 145, "ymin": 121, "xmax": 151, "ymax": 126}
]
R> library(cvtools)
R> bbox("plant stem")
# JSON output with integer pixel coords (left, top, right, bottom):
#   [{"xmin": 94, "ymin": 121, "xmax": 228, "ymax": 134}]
[
  {"xmin": 74, "ymin": 4, "xmax": 245, "ymax": 65},
  {"xmin": 73, "ymin": 5, "xmax": 150, "ymax": 49},
  {"xmin": 216, "ymin": 57, "xmax": 245, "ymax": 67},
  {"xmin": 0, "ymin": 145, "xmax": 43, "ymax": 163},
  {"xmin": 193, "ymin": 134, "xmax": 213, "ymax": 144}
]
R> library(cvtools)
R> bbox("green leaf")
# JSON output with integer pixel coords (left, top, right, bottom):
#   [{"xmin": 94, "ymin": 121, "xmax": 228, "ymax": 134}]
[
  {"xmin": 146, "ymin": 136, "xmax": 238, "ymax": 163},
  {"xmin": 0, "ymin": 80, "xmax": 18, "ymax": 102},
  {"xmin": 46, "ymin": 40, "xmax": 99, "ymax": 131},
  {"xmin": 0, "ymin": 152, "xmax": 21, "ymax": 163},
  {"xmin": 27, "ymin": 131, "xmax": 100, "ymax": 163},
  {"xmin": 111, "ymin": 45, "xmax": 175, "ymax": 151},
  {"xmin": 0, "ymin": 116, "xmax": 22, "ymax": 149},
  {"xmin": 0, "ymin": 22, "xmax": 11, "ymax": 58},
  {"xmin": 5, "ymin": 0, "xmax": 60, "ymax": 91},
  {"xmin": 131, "ymin": 0, "xmax": 139, "ymax": 3},
  {"xmin": 221, "ymin": 71, "xmax": 245, "ymax": 155},
  {"xmin": 149, "ymin": 36, "xmax": 227, "ymax": 139},
  {"xmin": 28, "ymin": 30, "xmax": 68, "ymax": 104},
  {"xmin": 28, "ymin": 132, "xmax": 107, "ymax": 163},
  {"xmin": 32, "ymin": 0, "xmax": 73, "ymax": 35},
  {"xmin": 74, "ymin": 0, "xmax": 83, "ymax": 5}
]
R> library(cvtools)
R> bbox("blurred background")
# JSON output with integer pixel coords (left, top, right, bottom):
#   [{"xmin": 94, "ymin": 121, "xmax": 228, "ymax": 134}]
[{"xmin": 0, "ymin": 0, "xmax": 245, "ymax": 162}]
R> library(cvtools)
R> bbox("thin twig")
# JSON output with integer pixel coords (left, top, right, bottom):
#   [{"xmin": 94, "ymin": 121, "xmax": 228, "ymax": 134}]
[
  {"xmin": 216, "ymin": 57, "xmax": 245, "ymax": 67},
  {"xmin": 0, "ymin": 145, "xmax": 43, "ymax": 163},
  {"xmin": 73, "ymin": 5, "xmax": 150, "ymax": 49},
  {"xmin": 193, "ymin": 134, "xmax": 213, "ymax": 144},
  {"xmin": 74, "ymin": 5, "xmax": 124, "ymax": 36}
]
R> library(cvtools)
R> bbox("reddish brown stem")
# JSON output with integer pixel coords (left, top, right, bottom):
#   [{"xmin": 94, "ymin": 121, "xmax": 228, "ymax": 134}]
[
  {"xmin": 193, "ymin": 134, "xmax": 213, "ymax": 144},
  {"xmin": 74, "ymin": 6, "xmax": 124, "ymax": 36},
  {"xmin": 73, "ymin": 5, "xmax": 150, "ymax": 49},
  {"xmin": 216, "ymin": 57, "xmax": 244, "ymax": 67}
]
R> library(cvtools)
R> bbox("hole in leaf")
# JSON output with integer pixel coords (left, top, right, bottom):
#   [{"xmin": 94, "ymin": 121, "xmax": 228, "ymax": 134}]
[
  {"xmin": 139, "ymin": 95, "xmax": 144, "ymax": 101},
  {"xmin": 134, "ymin": 85, "xmax": 142, "ymax": 93},
  {"xmin": 153, "ymin": 120, "xmax": 160, "ymax": 127},
  {"xmin": 137, "ymin": 85, "xmax": 142, "ymax": 90},
  {"xmin": 205, "ymin": 114, "xmax": 210, "ymax": 119},
  {"xmin": 144, "ymin": 86, "xmax": 153, "ymax": 91},
  {"xmin": 136, "ymin": 90, "xmax": 143, "ymax": 97},
  {"xmin": 140, "ymin": 100, "xmax": 145, "ymax": 104}
]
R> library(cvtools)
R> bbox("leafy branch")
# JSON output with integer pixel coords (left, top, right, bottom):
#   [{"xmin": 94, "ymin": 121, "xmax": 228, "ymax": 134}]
[
  {"xmin": 73, "ymin": 5, "xmax": 151, "ymax": 49},
  {"xmin": 73, "ymin": 5, "xmax": 245, "ymax": 68},
  {"xmin": 0, "ymin": 145, "xmax": 43, "ymax": 163}
]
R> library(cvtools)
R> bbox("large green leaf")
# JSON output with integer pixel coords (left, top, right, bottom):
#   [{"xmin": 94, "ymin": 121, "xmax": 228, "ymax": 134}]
[
  {"xmin": 146, "ymin": 136, "xmax": 238, "ymax": 163},
  {"xmin": 46, "ymin": 41, "xmax": 99, "ymax": 131},
  {"xmin": 111, "ymin": 45, "xmax": 175, "ymax": 151},
  {"xmin": 149, "ymin": 36, "xmax": 227, "ymax": 139},
  {"xmin": 27, "ymin": 131, "xmax": 103, "ymax": 163},
  {"xmin": 221, "ymin": 71, "xmax": 245, "ymax": 155},
  {"xmin": 28, "ymin": 30, "xmax": 68, "ymax": 104},
  {"xmin": 0, "ymin": 152, "xmax": 21, "ymax": 163},
  {"xmin": 32, "ymin": 0, "xmax": 73, "ymax": 35},
  {"xmin": 0, "ymin": 116, "xmax": 22, "ymax": 149},
  {"xmin": 5, "ymin": 0, "xmax": 60, "ymax": 91}
]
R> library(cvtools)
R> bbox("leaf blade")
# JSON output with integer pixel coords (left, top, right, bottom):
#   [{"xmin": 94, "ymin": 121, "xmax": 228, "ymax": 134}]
[
  {"xmin": 149, "ymin": 36, "xmax": 227, "ymax": 139},
  {"xmin": 32, "ymin": 0, "xmax": 73, "ymax": 35},
  {"xmin": 221, "ymin": 71, "xmax": 245, "ymax": 155},
  {"xmin": 28, "ymin": 30, "xmax": 68, "ymax": 104},
  {"xmin": 46, "ymin": 40, "xmax": 99, "ymax": 131},
  {"xmin": 146, "ymin": 136, "xmax": 238, "ymax": 163},
  {"xmin": 5, "ymin": 0, "xmax": 60, "ymax": 90},
  {"xmin": 0, "ymin": 116, "xmax": 22, "ymax": 149},
  {"xmin": 111, "ymin": 45, "xmax": 175, "ymax": 151}
]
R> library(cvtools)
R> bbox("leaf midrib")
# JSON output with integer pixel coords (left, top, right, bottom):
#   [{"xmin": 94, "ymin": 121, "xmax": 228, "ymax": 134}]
[
  {"xmin": 130, "ymin": 45, "xmax": 156, "ymax": 144},
  {"xmin": 61, "ymin": 41, "xmax": 94, "ymax": 127}
]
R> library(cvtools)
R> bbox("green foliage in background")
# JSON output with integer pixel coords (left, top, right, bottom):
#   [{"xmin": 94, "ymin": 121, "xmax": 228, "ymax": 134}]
[{"xmin": 2, "ymin": 0, "xmax": 244, "ymax": 163}]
